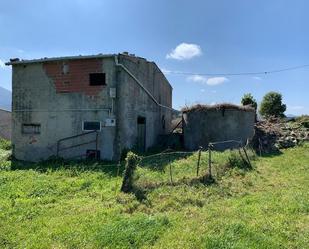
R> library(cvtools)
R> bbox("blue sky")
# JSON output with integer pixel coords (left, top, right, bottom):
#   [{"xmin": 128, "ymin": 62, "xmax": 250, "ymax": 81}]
[{"xmin": 0, "ymin": 0, "xmax": 308, "ymax": 114}]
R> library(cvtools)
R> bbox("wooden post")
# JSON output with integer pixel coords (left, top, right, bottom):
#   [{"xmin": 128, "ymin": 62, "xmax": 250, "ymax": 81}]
[
  {"xmin": 242, "ymin": 147, "xmax": 252, "ymax": 168},
  {"xmin": 115, "ymin": 161, "xmax": 121, "ymax": 195},
  {"xmin": 208, "ymin": 143, "xmax": 212, "ymax": 177},
  {"xmin": 196, "ymin": 147, "xmax": 202, "ymax": 177},
  {"xmin": 169, "ymin": 161, "xmax": 173, "ymax": 184},
  {"xmin": 116, "ymin": 161, "xmax": 121, "ymax": 178}
]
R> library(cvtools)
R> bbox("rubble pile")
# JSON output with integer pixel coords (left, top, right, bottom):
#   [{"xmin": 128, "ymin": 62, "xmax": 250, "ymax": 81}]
[{"xmin": 252, "ymin": 117, "xmax": 309, "ymax": 153}]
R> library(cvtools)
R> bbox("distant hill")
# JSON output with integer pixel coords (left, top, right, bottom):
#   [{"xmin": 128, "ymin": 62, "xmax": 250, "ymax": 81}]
[{"xmin": 0, "ymin": 87, "xmax": 11, "ymax": 111}]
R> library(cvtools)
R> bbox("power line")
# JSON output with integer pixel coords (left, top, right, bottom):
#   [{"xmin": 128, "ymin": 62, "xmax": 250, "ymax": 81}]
[{"xmin": 163, "ymin": 64, "xmax": 309, "ymax": 76}]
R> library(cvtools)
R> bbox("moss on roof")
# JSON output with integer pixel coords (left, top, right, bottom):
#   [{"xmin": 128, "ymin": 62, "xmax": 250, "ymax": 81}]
[{"xmin": 182, "ymin": 103, "xmax": 255, "ymax": 113}]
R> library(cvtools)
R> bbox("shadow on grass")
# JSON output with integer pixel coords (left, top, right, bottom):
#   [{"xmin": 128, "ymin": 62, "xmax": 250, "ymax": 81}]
[
  {"xmin": 131, "ymin": 173, "xmax": 216, "ymax": 201},
  {"xmin": 259, "ymin": 150, "xmax": 283, "ymax": 158},
  {"xmin": 10, "ymin": 158, "xmax": 125, "ymax": 177}
]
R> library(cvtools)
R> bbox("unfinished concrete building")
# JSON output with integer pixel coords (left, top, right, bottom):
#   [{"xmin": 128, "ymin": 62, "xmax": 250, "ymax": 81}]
[
  {"xmin": 6, "ymin": 53, "xmax": 172, "ymax": 162},
  {"xmin": 182, "ymin": 104, "xmax": 255, "ymax": 150}
]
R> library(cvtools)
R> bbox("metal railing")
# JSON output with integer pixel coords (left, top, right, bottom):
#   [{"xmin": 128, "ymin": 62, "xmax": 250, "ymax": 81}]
[{"xmin": 56, "ymin": 131, "xmax": 99, "ymax": 159}]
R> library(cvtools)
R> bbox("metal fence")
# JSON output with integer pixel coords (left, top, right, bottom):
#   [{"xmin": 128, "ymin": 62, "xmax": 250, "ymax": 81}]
[{"xmin": 131, "ymin": 140, "xmax": 253, "ymax": 187}]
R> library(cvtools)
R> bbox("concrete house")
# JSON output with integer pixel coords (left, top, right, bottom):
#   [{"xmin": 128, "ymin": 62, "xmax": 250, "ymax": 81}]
[{"xmin": 6, "ymin": 53, "xmax": 172, "ymax": 162}]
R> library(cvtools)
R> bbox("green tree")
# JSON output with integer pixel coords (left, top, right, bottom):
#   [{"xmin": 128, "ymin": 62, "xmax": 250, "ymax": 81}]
[
  {"xmin": 259, "ymin": 91, "xmax": 286, "ymax": 118},
  {"xmin": 241, "ymin": 93, "xmax": 257, "ymax": 110}
]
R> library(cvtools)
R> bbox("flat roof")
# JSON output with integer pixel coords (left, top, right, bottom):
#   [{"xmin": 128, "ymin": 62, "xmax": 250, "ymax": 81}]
[{"xmin": 5, "ymin": 53, "xmax": 116, "ymax": 65}]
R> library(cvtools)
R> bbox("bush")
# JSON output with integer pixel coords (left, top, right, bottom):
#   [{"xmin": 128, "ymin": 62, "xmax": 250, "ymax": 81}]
[
  {"xmin": 0, "ymin": 138, "xmax": 11, "ymax": 150},
  {"xmin": 120, "ymin": 152, "xmax": 140, "ymax": 193},
  {"xmin": 227, "ymin": 150, "xmax": 252, "ymax": 170}
]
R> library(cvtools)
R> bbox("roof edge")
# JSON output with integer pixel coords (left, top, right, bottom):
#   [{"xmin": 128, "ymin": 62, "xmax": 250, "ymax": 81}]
[{"xmin": 5, "ymin": 54, "xmax": 116, "ymax": 66}]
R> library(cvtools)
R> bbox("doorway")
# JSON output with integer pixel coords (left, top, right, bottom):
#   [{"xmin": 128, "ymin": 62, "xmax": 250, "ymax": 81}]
[{"xmin": 137, "ymin": 116, "xmax": 146, "ymax": 152}]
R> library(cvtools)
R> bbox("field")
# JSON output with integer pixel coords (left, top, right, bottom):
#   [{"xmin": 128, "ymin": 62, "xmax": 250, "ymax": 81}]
[{"xmin": 0, "ymin": 140, "xmax": 308, "ymax": 248}]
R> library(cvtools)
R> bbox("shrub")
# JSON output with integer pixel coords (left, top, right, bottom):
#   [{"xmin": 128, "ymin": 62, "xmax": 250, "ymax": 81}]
[
  {"xmin": 120, "ymin": 152, "xmax": 140, "ymax": 193},
  {"xmin": 0, "ymin": 138, "xmax": 11, "ymax": 150},
  {"xmin": 227, "ymin": 150, "xmax": 251, "ymax": 170}
]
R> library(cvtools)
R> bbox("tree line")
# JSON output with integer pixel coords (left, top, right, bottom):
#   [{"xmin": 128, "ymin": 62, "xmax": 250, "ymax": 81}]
[{"xmin": 241, "ymin": 92, "xmax": 286, "ymax": 118}]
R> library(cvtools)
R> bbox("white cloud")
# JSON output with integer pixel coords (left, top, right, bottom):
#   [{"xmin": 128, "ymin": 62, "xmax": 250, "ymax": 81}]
[
  {"xmin": 253, "ymin": 76, "xmax": 262, "ymax": 80},
  {"xmin": 187, "ymin": 75, "xmax": 208, "ymax": 84},
  {"xmin": 287, "ymin": 105, "xmax": 304, "ymax": 110},
  {"xmin": 206, "ymin": 77, "xmax": 229, "ymax": 86},
  {"xmin": 187, "ymin": 75, "xmax": 228, "ymax": 86},
  {"xmin": 166, "ymin": 43, "xmax": 202, "ymax": 60},
  {"xmin": 0, "ymin": 59, "xmax": 5, "ymax": 68}
]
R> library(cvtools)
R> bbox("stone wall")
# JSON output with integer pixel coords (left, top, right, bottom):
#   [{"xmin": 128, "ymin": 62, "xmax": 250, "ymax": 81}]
[{"xmin": 183, "ymin": 106, "xmax": 255, "ymax": 150}]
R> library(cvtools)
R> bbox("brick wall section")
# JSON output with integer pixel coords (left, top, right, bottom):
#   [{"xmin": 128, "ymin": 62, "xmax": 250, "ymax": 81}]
[{"xmin": 43, "ymin": 59, "xmax": 104, "ymax": 96}]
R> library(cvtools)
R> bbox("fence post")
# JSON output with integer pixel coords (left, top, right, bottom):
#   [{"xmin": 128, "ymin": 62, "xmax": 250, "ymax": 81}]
[
  {"xmin": 169, "ymin": 162, "xmax": 173, "ymax": 184},
  {"xmin": 208, "ymin": 143, "xmax": 212, "ymax": 177},
  {"xmin": 242, "ymin": 147, "xmax": 252, "ymax": 168},
  {"xmin": 115, "ymin": 161, "xmax": 121, "ymax": 195},
  {"xmin": 196, "ymin": 147, "xmax": 202, "ymax": 177},
  {"xmin": 258, "ymin": 138, "xmax": 262, "ymax": 157}
]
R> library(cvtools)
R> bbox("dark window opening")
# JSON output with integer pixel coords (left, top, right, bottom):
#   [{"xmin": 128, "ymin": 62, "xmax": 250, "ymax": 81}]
[
  {"xmin": 137, "ymin": 116, "xmax": 146, "ymax": 124},
  {"xmin": 22, "ymin": 124, "xmax": 41, "ymax": 134},
  {"xmin": 83, "ymin": 121, "xmax": 101, "ymax": 131},
  {"xmin": 89, "ymin": 73, "xmax": 106, "ymax": 86}
]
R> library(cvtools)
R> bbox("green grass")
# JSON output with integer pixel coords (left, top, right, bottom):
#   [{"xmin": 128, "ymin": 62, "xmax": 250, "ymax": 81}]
[{"xmin": 0, "ymin": 142, "xmax": 308, "ymax": 248}]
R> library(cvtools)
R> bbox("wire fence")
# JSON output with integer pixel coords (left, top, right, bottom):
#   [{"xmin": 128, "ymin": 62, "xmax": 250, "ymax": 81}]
[{"xmin": 123, "ymin": 140, "xmax": 254, "ymax": 189}]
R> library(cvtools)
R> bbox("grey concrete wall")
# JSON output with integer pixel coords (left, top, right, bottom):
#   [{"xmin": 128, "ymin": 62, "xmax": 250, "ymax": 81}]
[
  {"xmin": 0, "ymin": 109, "xmax": 11, "ymax": 140},
  {"xmin": 12, "ymin": 57, "xmax": 117, "ymax": 162},
  {"xmin": 116, "ymin": 54, "xmax": 172, "ymax": 152},
  {"xmin": 183, "ymin": 109, "xmax": 255, "ymax": 150}
]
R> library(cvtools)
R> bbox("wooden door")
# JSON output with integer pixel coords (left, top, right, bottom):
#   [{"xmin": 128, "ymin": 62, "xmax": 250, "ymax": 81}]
[{"xmin": 137, "ymin": 116, "xmax": 146, "ymax": 152}]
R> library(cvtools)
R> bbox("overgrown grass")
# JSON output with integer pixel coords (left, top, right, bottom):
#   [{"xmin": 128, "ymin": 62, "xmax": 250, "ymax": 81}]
[{"xmin": 0, "ymin": 140, "xmax": 308, "ymax": 248}]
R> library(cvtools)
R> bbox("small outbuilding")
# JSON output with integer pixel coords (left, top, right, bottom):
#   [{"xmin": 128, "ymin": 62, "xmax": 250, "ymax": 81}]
[{"xmin": 182, "ymin": 104, "xmax": 255, "ymax": 150}]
